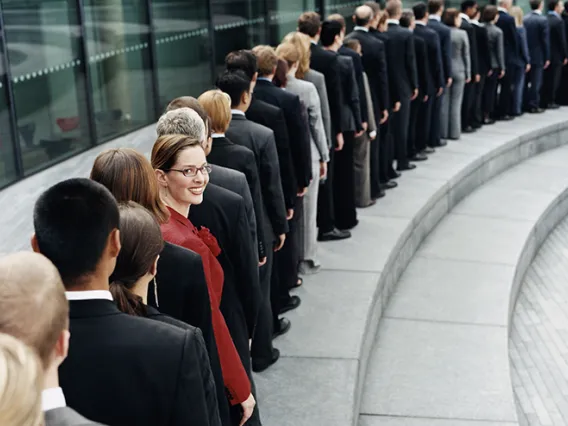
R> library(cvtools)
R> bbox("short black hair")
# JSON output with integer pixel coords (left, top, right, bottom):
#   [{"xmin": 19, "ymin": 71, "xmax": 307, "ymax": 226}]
[
  {"xmin": 461, "ymin": 0, "xmax": 477, "ymax": 12},
  {"xmin": 428, "ymin": 0, "xmax": 444, "ymax": 14},
  {"xmin": 529, "ymin": 0, "xmax": 542, "ymax": 9},
  {"xmin": 225, "ymin": 50, "xmax": 258, "ymax": 80},
  {"xmin": 413, "ymin": 2, "xmax": 428, "ymax": 19},
  {"xmin": 216, "ymin": 70, "xmax": 251, "ymax": 108},
  {"xmin": 400, "ymin": 10, "xmax": 415, "ymax": 27},
  {"xmin": 548, "ymin": 0, "xmax": 560, "ymax": 10},
  {"xmin": 33, "ymin": 178, "xmax": 120, "ymax": 287},
  {"xmin": 320, "ymin": 20, "xmax": 342, "ymax": 47}
]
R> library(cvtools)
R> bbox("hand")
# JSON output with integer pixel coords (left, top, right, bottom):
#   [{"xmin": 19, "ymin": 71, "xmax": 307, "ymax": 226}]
[
  {"xmin": 465, "ymin": 77, "xmax": 471, "ymax": 83},
  {"xmin": 380, "ymin": 109, "xmax": 389, "ymax": 124},
  {"xmin": 410, "ymin": 89, "xmax": 418, "ymax": 100},
  {"xmin": 564, "ymin": 58, "xmax": 568, "ymax": 66},
  {"xmin": 423, "ymin": 95, "xmax": 429, "ymax": 102},
  {"xmin": 355, "ymin": 129, "xmax": 365, "ymax": 137},
  {"xmin": 274, "ymin": 233, "xmax": 286, "ymax": 251},
  {"xmin": 319, "ymin": 161, "xmax": 327, "ymax": 179},
  {"xmin": 369, "ymin": 130, "xmax": 377, "ymax": 141},
  {"xmin": 525, "ymin": 64, "xmax": 531, "ymax": 73},
  {"xmin": 544, "ymin": 60, "xmax": 550, "ymax": 69},
  {"xmin": 335, "ymin": 133, "xmax": 344, "ymax": 151},
  {"xmin": 393, "ymin": 102, "xmax": 401, "ymax": 113},
  {"xmin": 239, "ymin": 393, "xmax": 256, "ymax": 426},
  {"xmin": 487, "ymin": 69, "xmax": 493, "ymax": 76},
  {"xmin": 362, "ymin": 122, "xmax": 368, "ymax": 131},
  {"xmin": 474, "ymin": 74, "xmax": 480, "ymax": 83},
  {"xmin": 447, "ymin": 77, "xmax": 453, "ymax": 87},
  {"xmin": 286, "ymin": 209, "xmax": 294, "ymax": 220},
  {"xmin": 499, "ymin": 70, "xmax": 505, "ymax": 79},
  {"xmin": 297, "ymin": 187, "xmax": 308, "ymax": 197},
  {"xmin": 437, "ymin": 86, "xmax": 444, "ymax": 97},
  {"xmin": 258, "ymin": 257, "xmax": 267, "ymax": 267}
]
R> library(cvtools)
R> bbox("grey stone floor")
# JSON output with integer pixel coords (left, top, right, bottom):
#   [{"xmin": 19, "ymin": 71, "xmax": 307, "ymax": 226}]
[{"xmin": 510, "ymin": 217, "xmax": 568, "ymax": 426}]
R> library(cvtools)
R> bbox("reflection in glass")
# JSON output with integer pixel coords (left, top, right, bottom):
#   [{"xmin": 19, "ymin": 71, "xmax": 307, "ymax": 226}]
[
  {"xmin": 2, "ymin": 0, "xmax": 91, "ymax": 175},
  {"xmin": 325, "ymin": 0, "xmax": 360, "ymax": 33},
  {"xmin": 83, "ymin": 0, "xmax": 154, "ymax": 142},
  {"xmin": 152, "ymin": 0, "xmax": 212, "ymax": 110},
  {"xmin": 212, "ymin": 0, "xmax": 267, "ymax": 72},
  {"xmin": 0, "ymin": 82, "xmax": 17, "ymax": 186},
  {"xmin": 267, "ymin": 0, "xmax": 317, "ymax": 44}
]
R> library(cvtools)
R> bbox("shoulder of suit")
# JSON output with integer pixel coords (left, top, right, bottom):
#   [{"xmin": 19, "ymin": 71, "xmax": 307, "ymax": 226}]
[{"xmin": 45, "ymin": 406, "xmax": 104, "ymax": 425}]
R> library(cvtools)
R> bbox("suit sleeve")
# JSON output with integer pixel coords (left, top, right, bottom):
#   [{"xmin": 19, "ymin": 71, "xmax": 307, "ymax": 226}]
[
  {"xmin": 561, "ymin": 19, "xmax": 568, "ymax": 59},
  {"xmin": 463, "ymin": 34, "xmax": 471, "ymax": 80},
  {"xmin": 416, "ymin": 40, "xmax": 429, "ymax": 97},
  {"xmin": 307, "ymin": 86, "xmax": 330, "ymax": 162},
  {"xmin": 326, "ymin": 55, "xmax": 343, "ymax": 136},
  {"xmin": 317, "ymin": 78, "xmax": 333, "ymax": 150},
  {"xmin": 346, "ymin": 61, "xmax": 363, "ymax": 131},
  {"xmin": 193, "ymin": 328, "xmax": 222, "ymax": 426},
  {"xmin": 543, "ymin": 19, "xmax": 551, "ymax": 62},
  {"xmin": 509, "ymin": 18, "xmax": 519, "ymax": 62},
  {"xmin": 469, "ymin": 26, "xmax": 479, "ymax": 75},
  {"xmin": 261, "ymin": 132, "xmax": 289, "ymax": 236},
  {"xmin": 377, "ymin": 42, "xmax": 390, "ymax": 110},
  {"xmin": 353, "ymin": 54, "xmax": 368, "ymax": 123},
  {"xmin": 271, "ymin": 108, "xmax": 297, "ymax": 209},
  {"xmin": 482, "ymin": 30, "xmax": 492, "ymax": 73},
  {"xmin": 434, "ymin": 34, "xmax": 445, "ymax": 88},
  {"xmin": 242, "ymin": 153, "xmax": 266, "ymax": 260},
  {"xmin": 286, "ymin": 96, "xmax": 313, "ymax": 188},
  {"xmin": 406, "ymin": 35, "xmax": 418, "ymax": 90},
  {"xmin": 238, "ymin": 182, "xmax": 258, "ymax": 260}
]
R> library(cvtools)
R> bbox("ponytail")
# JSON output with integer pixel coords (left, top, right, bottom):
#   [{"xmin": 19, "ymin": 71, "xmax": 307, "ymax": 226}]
[{"xmin": 109, "ymin": 281, "xmax": 147, "ymax": 317}]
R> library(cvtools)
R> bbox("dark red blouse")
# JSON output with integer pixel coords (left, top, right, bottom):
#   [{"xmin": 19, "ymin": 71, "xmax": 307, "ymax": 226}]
[{"xmin": 161, "ymin": 206, "xmax": 250, "ymax": 405}]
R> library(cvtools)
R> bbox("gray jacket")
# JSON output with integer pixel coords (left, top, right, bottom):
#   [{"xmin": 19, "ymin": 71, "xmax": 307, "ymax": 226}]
[
  {"xmin": 362, "ymin": 72, "xmax": 377, "ymax": 135},
  {"xmin": 304, "ymin": 69, "xmax": 332, "ymax": 150},
  {"xmin": 45, "ymin": 406, "xmax": 104, "ymax": 426},
  {"xmin": 450, "ymin": 27, "xmax": 471, "ymax": 80},
  {"xmin": 285, "ymin": 75, "xmax": 329, "ymax": 162},
  {"xmin": 485, "ymin": 22, "xmax": 506, "ymax": 71}
]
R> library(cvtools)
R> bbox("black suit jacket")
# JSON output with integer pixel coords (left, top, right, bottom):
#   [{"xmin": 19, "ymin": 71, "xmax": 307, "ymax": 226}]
[
  {"xmin": 310, "ymin": 43, "xmax": 343, "ymax": 137},
  {"xmin": 473, "ymin": 22, "xmax": 491, "ymax": 76},
  {"xmin": 338, "ymin": 45, "xmax": 368, "ymax": 123},
  {"xmin": 61, "ymin": 299, "xmax": 216, "ymax": 426},
  {"xmin": 253, "ymin": 79, "xmax": 312, "ymax": 188},
  {"xmin": 208, "ymin": 137, "xmax": 265, "ymax": 261},
  {"xmin": 497, "ymin": 11, "xmax": 521, "ymax": 66},
  {"xmin": 246, "ymin": 98, "xmax": 296, "ymax": 209},
  {"xmin": 347, "ymin": 29, "xmax": 390, "ymax": 120},
  {"xmin": 226, "ymin": 114, "xmax": 288, "ymax": 240},
  {"xmin": 190, "ymin": 183, "xmax": 261, "ymax": 342},
  {"xmin": 460, "ymin": 18, "xmax": 479, "ymax": 76},
  {"xmin": 548, "ymin": 13, "xmax": 568, "ymax": 64},
  {"xmin": 524, "ymin": 11, "xmax": 550, "ymax": 66},
  {"xmin": 427, "ymin": 17, "xmax": 453, "ymax": 83},
  {"xmin": 414, "ymin": 23, "xmax": 444, "ymax": 94},
  {"xmin": 337, "ymin": 55, "xmax": 363, "ymax": 132},
  {"xmin": 146, "ymin": 306, "xmax": 220, "ymax": 426},
  {"xmin": 386, "ymin": 23, "xmax": 418, "ymax": 101},
  {"xmin": 413, "ymin": 33, "xmax": 431, "ymax": 98},
  {"xmin": 148, "ymin": 242, "xmax": 229, "ymax": 425}
]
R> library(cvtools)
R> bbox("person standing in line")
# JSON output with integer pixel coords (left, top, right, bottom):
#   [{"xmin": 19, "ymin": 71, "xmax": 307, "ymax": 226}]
[
  {"xmin": 523, "ymin": 0, "xmax": 550, "ymax": 113},
  {"xmin": 470, "ymin": 8, "xmax": 492, "ymax": 128},
  {"xmin": 482, "ymin": 5, "xmax": 506, "ymax": 124},
  {"xmin": 440, "ymin": 8, "xmax": 471, "ymax": 140},
  {"xmin": 510, "ymin": 6, "xmax": 531, "ymax": 116},
  {"xmin": 541, "ymin": 0, "xmax": 568, "ymax": 108},
  {"xmin": 459, "ymin": 0, "xmax": 480, "ymax": 133}
]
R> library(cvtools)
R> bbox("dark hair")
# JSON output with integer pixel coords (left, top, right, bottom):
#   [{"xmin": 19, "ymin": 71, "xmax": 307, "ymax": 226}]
[
  {"xmin": 460, "ymin": 0, "xmax": 477, "ymax": 12},
  {"xmin": 529, "ymin": 0, "xmax": 542, "ymax": 9},
  {"xmin": 225, "ymin": 50, "xmax": 258, "ymax": 80},
  {"xmin": 216, "ymin": 70, "xmax": 251, "ymax": 108},
  {"xmin": 327, "ymin": 13, "xmax": 346, "ymax": 29},
  {"xmin": 109, "ymin": 202, "xmax": 164, "ymax": 317},
  {"xmin": 33, "ymin": 178, "xmax": 119, "ymax": 288},
  {"xmin": 413, "ymin": 2, "xmax": 428, "ymax": 19},
  {"xmin": 320, "ymin": 20, "xmax": 342, "ymax": 47},
  {"xmin": 273, "ymin": 58, "xmax": 289, "ymax": 88},
  {"xmin": 442, "ymin": 7, "xmax": 460, "ymax": 26},
  {"xmin": 428, "ymin": 0, "xmax": 445, "ymax": 14},
  {"xmin": 548, "ymin": 0, "xmax": 560, "ymax": 11},
  {"xmin": 385, "ymin": 0, "xmax": 403, "ymax": 18},
  {"xmin": 481, "ymin": 5, "xmax": 498, "ymax": 21},
  {"xmin": 400, "ymin": 10, "xmax": 415, "ymax": 27},
  {"xmin": 298, "ymin": 11, "xmax": 322, "ymax": 37}
]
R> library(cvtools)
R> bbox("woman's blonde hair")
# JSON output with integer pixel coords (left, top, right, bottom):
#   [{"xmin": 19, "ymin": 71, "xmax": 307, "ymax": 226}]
[
  {"xmin": 0, "ymin": 333, "xmax": 43, "ymax": 426},
  {"xmin": 282, "ymin": 31, "xmax": 311, "ymax": 78},
  {"xmin": 197, "ymin": 90, "xmax": 232, "ymax": 133},
  {"xmin": 510, "ymin": 6, "xmax": 524, "ymax": 26}
]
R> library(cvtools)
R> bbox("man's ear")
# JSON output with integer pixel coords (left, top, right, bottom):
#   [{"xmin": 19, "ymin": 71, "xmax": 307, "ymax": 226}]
[
  {"xmin": 109, "ymin": 229, "xmax": 121, "ymax": 258},
  {"xmin": 54, "ymin": 329, "xmax": 70, "ymax": 366},
  {"xmin": 31, "ymin": 234, "xmax": 40, "ymax": 253}
]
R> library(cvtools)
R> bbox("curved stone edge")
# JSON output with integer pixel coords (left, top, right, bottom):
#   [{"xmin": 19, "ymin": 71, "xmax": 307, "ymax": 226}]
[{"xmin": 351, "ymin": 119, "xmax": 568, "ymax": 426}]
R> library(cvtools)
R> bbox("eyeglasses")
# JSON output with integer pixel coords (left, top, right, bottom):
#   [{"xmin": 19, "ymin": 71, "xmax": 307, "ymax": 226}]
[{"xmin": 166, "ymin": 165, "xmax": 212, "ymax": 177}]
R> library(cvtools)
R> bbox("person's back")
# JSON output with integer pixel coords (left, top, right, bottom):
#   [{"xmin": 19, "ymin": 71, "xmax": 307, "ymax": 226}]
[
  {"xmin": 485, "ymin": 23, "xmax": 505, "ymax": 70},
  {"xmin": 524, "ymin": 10, "xmax": 549, "ymax": 66},
  {"xmin": 450, "ymin": 28, "xmax": 470, "ymax": 79}
]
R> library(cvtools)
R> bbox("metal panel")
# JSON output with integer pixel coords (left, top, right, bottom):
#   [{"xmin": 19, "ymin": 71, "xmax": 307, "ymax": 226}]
[{"xmin": 144, "ymin": 0, "xmax": 162, "ymax": 117}]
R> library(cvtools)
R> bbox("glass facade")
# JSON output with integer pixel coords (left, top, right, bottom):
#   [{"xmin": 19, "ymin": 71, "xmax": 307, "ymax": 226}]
[{"xmin": 0, "ymin": 0, "xmax": 362, "ymax": 188}]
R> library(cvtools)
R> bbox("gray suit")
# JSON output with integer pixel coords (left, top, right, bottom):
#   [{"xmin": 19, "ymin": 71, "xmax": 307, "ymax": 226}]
[
  {"xmin": 304, "ymin": 69, "xmax": 332, "ymax": 150},
  {"xmin": 441, "ymin": 27, "xmax": 471, "ymax": 139},
  {"xmin": 45, "ymin": 406, "xmax": 103, "ymax": 425},
  {"xmin": 285, "ymin": 75, "xmax": 327, "ymax": 270},
  {"xmin": 354, "ymin": 72, "xmax": 375, "ymax": 208},
  {"xmin": 485, "ymin": 23, "xmax": 505, "ymax": 71}
]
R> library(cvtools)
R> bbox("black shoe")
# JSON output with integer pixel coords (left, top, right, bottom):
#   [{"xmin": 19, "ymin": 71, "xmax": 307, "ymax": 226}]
[
  {"xmin": 483, "ymin": 118, "xmax": 496, "ymax": 125},
  {"xmin": 380, "ymin": 181, "xmax": 398, "ymax": 190},
  {"xmin": 397, "ymin": 163, "xmax": 417, "ymax": 171},
  {"xmin": 547, "ymin": 103, "xmax": 560, "ymax": 109},
  {"xmin": 529, "ymin": 107, "xmax": 545, "ymax": 114},
  {"xmin": 423, "ymin": 147, "xmax": 435, "ymax": 154},
  {"xmin": 472, "ymin": 123, "xmax": 482, "ymax": 129},
  {"xmin": 371, "ymin": 190, "xmax": 386, "ymax": 199},
  {"xmin": 463, "ymin": 126, "xmax": 476, "ymax": 133},
  {"xmin": 409, "ymin": 153, "xmax": 428, "ymax": 161},
  {"xmin": 252, "ymin": 348, "xmax": 280, "ymax": 373},
  {"xmin": 388, "ymin": 170, "xmax": 402, "ymax": 179},
  {"xmin": 273, "ymin": 318, "xmax": 291, "ymax": 339},
  {"xmin": 318, "ymin": 228, "xmax": 351, "ymax": 242},
  {"xmin": 279, "ymin": 295, "xmax": 301, "ymax": 315},
  {"xmin": 498, "ymin": 115, "xmax": 514, "ymax": 121},
  {"xmin": 431, "ymin": 139, "xmax": 447, "ymax": 147}
]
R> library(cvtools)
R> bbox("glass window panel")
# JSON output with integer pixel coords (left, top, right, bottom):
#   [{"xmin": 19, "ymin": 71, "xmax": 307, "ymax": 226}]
[
  {"xmin": 2, "ymin": 0, "xmax": 91, "ymax": 175},
  {"xmin": 325, "ymin": 1, "xmax": 362, "ymax": 33},
  {"xmin": 152, "ymin": 0, "xmax": 212, "ymax": 110},
  {"xmin": 0, "ymin": 28, "xmax": 17, "ymax": 187},
  {"xmin": 212, "ymin": 0, "xmax": 267, "ymax": 74},
  {"xmin": 83, "ymin": 0, "xmax": 154, "ymax": 142},
  {"xmin": 267, "ymin": 0, "xmax": 318, "ymax": 44}
]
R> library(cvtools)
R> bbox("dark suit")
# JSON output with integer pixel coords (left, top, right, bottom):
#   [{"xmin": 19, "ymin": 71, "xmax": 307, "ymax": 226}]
[
  {"xmin": 346, "ymin": 28, "xmax": 390, "ymax": 195},
  {"xmin": 45, "ymin": 406, "xmax": 103, "ymax": 426},
  {"xmin": 472, "ymin": 22, "xmax": 491, "ymax": 126},
  {"xmin": 460, "ymin": 16, "xmax": 479, "ymax": 129},
  {"xmin": 428, "ymin": 16, "xmax": 452, "ymax": 147},
  {"xmin": 149, "ymin": 242, "xmax": 229, "ymax": 425},
  {"xmin": 524, "ymin": 10, "xmax": 550, "ymax": 109},
  {"xmin": 408, "ymin": 33, "xmax": 430, "ymax": 156},
  {"xmin": 387, "ymin": 21, "xmax": 418, "ymax": 169},
  {"xmin": 339, "ymin": 45, "xmax": 368, "ymax": 124},
  {"xmin": 246, "ymin": 97, "xmax": 296, "ymax": 210},
  {"xmin": 414, "ymin": 22, "xmax": 443, "ymax": 152},
  {"xmin": 61, "ymin": 299, "xmax": 218, "ymax": 426},
  {"xmin": 560, "ymin": 12, "xmax": 568, "ymax": 104},
  {"xmin": 226, "ymin": 113, "xmax": 288, "ymax": 367},
  {"xmin": 541, "ymin": 12, "xmax": 568, "ymax": 106},
  {"xmin": 496, "ymin": 9, "xmax": 520, "ymax": 117}
]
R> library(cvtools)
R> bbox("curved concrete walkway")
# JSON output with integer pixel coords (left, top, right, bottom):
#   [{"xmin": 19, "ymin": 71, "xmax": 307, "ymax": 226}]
[{"xmin": 510, "ymin": 215, "xmax": 568, "ymax": 426}]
